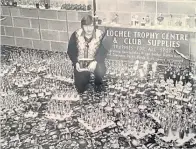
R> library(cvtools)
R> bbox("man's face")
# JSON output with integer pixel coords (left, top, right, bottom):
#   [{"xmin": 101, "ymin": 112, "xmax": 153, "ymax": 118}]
[{"xmin": 83, "ymin": 24, "xmax": 94, "ymax": 36}]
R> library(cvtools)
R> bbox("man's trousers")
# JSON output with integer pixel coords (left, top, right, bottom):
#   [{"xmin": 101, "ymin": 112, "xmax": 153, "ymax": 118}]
[{"xmin": 73, "ymin": 63, "xmax": 106, "ymax": 93}]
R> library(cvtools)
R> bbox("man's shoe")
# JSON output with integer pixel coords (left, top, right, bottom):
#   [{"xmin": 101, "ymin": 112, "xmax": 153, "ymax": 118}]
[{"xmin": 94, "ymin": 84, "xmax": 104, "ymax": 93}]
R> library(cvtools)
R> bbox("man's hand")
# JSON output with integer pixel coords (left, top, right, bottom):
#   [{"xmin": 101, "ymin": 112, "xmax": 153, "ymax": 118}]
[
  {"xmin": 76, "ymin": 63, "xmax": 82, "ymax": 72},
  {"xmin": 88, "ymin": 61, "xmax": 97, "ymax": 72}
]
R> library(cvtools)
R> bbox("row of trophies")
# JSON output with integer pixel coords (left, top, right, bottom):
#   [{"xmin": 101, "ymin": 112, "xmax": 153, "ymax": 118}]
[
  {"xmin": 105, "ymin": 59, "xmax": 158, "ymax": 80},
  {"xmin": 47, "ymin": 62, "xmax": 73, "ymax": 79},
  {"xmin": 46, "ymin": 100, "xmax": 73, "ymax": 121},
  {"xmin": 52, "ymin": 88, "xmax": 80, "ymax": 101},
  {"xmin": 163, "ymin": 80, "xmax": 192, "ymax": 103},
  {"xmin": 120, "ymin": 113, "xmax": 155, "ymax": 139},
  {"xmin": 1, "ymin": 0, "xmax": 17, "ymax": 6},
  {"xmin": 79, "ymin": 106, "xmax": 115, "ymax": 133},
  {"xmin": 1, "ymin": 0, "xmax": 51, "ymax": 9},
  {"xmin": 1, "ymin": 0, "xmax": 92, "ymax": 10},
  {"xmin": 29, "ymin": 78, "xmax": 56, "ymax": 98},
  {"xmin": 105, "ymin": 13, "xmax": 196, "ymax": 29},
  {"xmin": 13, "ymin": 71, "xmax": 40, "ymax": 88},
  {"xmin": 135, "ymin": 14, "xmax": 196, "ymax": 28},
  {"xmin": 61, "ymin": 3, "xmax": 91, "ymax": 11}
]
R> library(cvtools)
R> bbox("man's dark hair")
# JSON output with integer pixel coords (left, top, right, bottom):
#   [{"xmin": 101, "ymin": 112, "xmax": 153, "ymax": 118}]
[{"xmin": 81, "ymin": 15, "xmax": 93, "ymax": 28}]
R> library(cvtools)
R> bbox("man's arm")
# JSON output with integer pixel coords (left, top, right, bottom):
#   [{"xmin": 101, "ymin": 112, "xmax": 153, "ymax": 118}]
[
  {"xmin": 95, "ymin": 44, "xmax": 108, "ymax": 63},
  {"xmin": 67, "ymin": 32, "xmax": 78, "ymax": 67},
  {"xmin": 95, "ymin": 30, "xmax": 109, "ymax": 63}
]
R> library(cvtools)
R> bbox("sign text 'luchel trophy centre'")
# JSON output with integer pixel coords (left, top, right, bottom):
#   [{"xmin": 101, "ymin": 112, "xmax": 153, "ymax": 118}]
[{"xmin": 107, "ymin": 30, "xmax": 189, "ymax": 48}]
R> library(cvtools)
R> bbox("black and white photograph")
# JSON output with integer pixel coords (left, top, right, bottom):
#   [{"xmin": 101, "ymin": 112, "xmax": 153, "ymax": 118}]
[{"xmin": 0, "ymin": 0, "xmax": 196, "ymax": 148}]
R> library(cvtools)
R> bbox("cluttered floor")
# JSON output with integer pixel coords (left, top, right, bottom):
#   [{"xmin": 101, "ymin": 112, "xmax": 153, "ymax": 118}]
[{"xmin": 1, "ymin": 45, "xmax": 196, "ymax": 149}]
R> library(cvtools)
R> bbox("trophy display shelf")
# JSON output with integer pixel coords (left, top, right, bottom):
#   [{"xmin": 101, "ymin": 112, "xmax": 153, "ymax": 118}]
[
  {"xmin": 30, "ymin": 91, "xmax": 52, "ymax": 99},
  {"xmin": 45, "ymin": 100, "xmax": 73, "ymax": 121},
  {"xmin": 51, "ymin": 93, "xmax": 80, "ymax": 102},
  {"xmin": 45, "ymin": 111, "xmax": 73, "ymax": 121},
  {"xmin": 164, "ymin": 91, "xmax": 193, "ymax": 103},
  {"xmin": 78, "ymin": 118, "xmax": 115, "ymax": 133},
  {"xmin": 28, "ymin": 65, "xmax": 47, "ymax": 73},
  {"xmin": 15, "ymin": 4, "xmax": 61, "ymax": 10},
  {"xmin": 98, "ymin": 24, "xmax": 196, "ymax": 32},
  {"xmin": 78, "ymin": 106, "xmax": 115, "ymax": 133},
  {"xmin": 15, "ymin": 4, "xmax": 92, "ymax": 11},
  {"xmin": 21, "ymin": 90, "xmax": 52, "ymax": 101},
  {"xmin": 14, "ymin": 76, "xmax": 40, "ymax": 88},
  {"xmin": 158, "ymin": 129, "xmax": 196, "ymax": 147},
  {"xmin": 44, "ymin": 75, "xmax": 74, "ymax": 84},
  {"xmin": 121, "ymin": 128, "xmax": 155, "ymax": 139},
  {"xmin": 164, "ymin": 94, "xmax": 192, "ymax": 104}
]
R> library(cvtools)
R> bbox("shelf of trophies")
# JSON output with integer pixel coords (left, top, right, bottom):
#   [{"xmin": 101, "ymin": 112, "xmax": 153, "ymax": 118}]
[
  {"xmin": 0, "ymin": 0, "xmax": 92, "ymax": 10},
  {"xmin": 96, "ymin": 12, "xmax": 196, "ymax": 32}
]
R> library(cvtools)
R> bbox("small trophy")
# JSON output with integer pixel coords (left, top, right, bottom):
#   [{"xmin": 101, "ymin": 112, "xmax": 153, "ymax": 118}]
[
  {"xmin": 141, "ymin": 18, "xmax": 146, "ymax": 26},
  {"xmin": 145, "ymin": 15, "xmax": 151, "ymax": 26},
  {"xmin": 78, "ymin": 58, "xmax": 93, "ymax": 71},
  {"xmin": 157, "ymin": 13, "xmax": 164, "ymax": 26}
]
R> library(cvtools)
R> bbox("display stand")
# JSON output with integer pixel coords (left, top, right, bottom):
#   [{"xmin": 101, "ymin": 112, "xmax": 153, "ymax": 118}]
[
  {"xmin": 158, "ymin": 130, "xmax": 196, "ymax": 147},
  {"xmin": 78, "ymin": 118, "xmax": 115, "ymax": 133},
  {"xmin": 24, "ymin": 111, "xmax": 38, "ymax": 118},
  {"xmin": 45, "ymin": 111, "xmax": 73, "ymax": 121},
  {"xmin": 51, "ymin": 94, "xmax": 80, "ymax": 101},
  {"xmin": 121, "ymin": 128, "xmax": 155, "ymax": 139},
  {"xmin": 44, "ymin": 75, "xmax": 74, "ymax": 84}
]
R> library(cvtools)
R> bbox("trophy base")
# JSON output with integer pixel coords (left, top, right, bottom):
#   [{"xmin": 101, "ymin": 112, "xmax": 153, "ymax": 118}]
[
  {"xmin": 51, "ymin": 94, "xmax": 80, "ymax": 101},
  {"xmin": 78, "ymin": 118, "xmax": 115, "ymax": 133},
  {"xmin": 24, "ymin": 111, "xmax": 38, "ymax": 118},
  {"xmin": 121, "ymin": 128, "xmax": 155, "ymax": 139},
  {"xmin": 159, "ymin": 130, "xmax": 195, "ymax": 146},
  {"xmin": 45, "ymin": 111, "xmax": 73, "ymax": 121}
]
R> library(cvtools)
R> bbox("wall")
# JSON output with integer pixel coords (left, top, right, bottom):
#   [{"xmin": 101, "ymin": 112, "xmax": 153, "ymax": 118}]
[{"xmin": 0, "ymin": 6, "xmax": 91, "ymax": 52}]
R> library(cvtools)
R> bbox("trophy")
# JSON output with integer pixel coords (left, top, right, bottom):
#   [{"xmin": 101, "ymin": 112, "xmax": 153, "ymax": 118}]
[
  {"xmin": 157, "ymin": 14, "xmax": 164, "ymax": 25},
  {"xmin": 145, "ymin": 15, "xmax": 151, "ymax": 26},
  {"xmin": 141, "ymin": 18, "xmax": 146, "ymax": 26},
  {"xmin": 78, "ymin": 58, "xmax": 93, "ymax": 71},
  {"xmin": 168, "ymin": 14, "xmax": 173, "ymax": 27}
]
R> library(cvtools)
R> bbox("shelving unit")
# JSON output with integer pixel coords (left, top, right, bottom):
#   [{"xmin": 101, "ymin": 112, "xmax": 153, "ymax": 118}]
[{"xmin": 96, "ymin": 0, "xmax": 196, "ymax": 26}]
